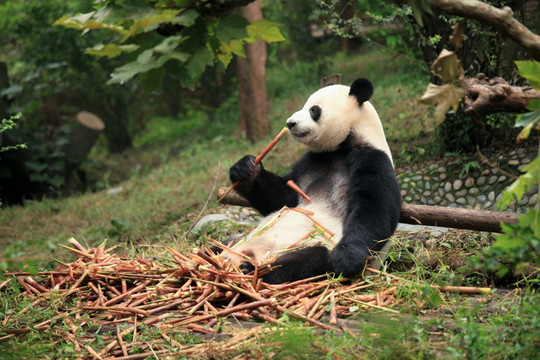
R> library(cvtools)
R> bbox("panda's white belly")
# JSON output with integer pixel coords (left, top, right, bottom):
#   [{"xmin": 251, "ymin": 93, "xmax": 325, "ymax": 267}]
[{"xmin": 222, "ymin": 201, "xmax": 343, "ymax": 265}]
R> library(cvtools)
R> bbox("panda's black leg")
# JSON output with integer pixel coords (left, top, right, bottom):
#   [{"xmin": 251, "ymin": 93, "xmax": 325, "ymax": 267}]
[{"xmin": 262, "ymin": 246, "xmax": 333, "ymax": 284}]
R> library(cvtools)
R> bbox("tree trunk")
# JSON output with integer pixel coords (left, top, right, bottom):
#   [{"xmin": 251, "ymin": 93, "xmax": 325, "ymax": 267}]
[
  {"xmin": 216, "ymin": 187, "xmax": 518, "ymax": 233},
  {"xmin": 237, "ymin": 0, "xmax": 269, "ymax": 142},
  {"xmin": 96, "ymin": 98, "xmax": 133, "ymax": 153}
]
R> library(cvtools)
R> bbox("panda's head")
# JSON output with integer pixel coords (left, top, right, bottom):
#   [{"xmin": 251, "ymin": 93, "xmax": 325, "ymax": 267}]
[{"xmin": 286, "ymin": 78, "xmax": 391, "ymax": 158}]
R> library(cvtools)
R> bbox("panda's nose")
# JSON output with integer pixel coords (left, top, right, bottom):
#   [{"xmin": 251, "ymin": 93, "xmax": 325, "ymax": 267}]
[{"xmin": 286, "ymin": 119, "xmax": 297, "ymax": 129}]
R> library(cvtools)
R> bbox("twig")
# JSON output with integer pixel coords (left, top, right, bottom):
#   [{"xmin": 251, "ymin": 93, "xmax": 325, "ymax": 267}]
[
  {"xmin": 189, "ymin": 160, "xmax": 222, "ymax": 231},
  {"xmin": 476, "ymin": 145, "xmax": 519, "ymax": 180}
]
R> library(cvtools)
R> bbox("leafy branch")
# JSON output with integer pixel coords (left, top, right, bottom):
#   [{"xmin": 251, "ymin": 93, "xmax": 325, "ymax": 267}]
[
  {"xmin": 0, "ymin": 113, "xmax": 27, "ymax": 155},
  {"xmin": 54, "ymin": 1, "xmax": 284, "ymax": 90}
]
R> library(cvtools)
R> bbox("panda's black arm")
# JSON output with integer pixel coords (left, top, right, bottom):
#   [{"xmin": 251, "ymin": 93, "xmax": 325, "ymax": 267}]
[
  {"xmin": 330, "ymin": 149, "xmax": 402, "ymax": 277},
  {"xmin": 229, "ymin": 155, "xmax": 299, "ymax": 216}
]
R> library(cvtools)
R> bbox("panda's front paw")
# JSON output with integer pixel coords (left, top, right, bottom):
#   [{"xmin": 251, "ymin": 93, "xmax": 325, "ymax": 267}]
[{"xmin": 229, "ymin": 155, "xmax": 261, "ymax": 183}]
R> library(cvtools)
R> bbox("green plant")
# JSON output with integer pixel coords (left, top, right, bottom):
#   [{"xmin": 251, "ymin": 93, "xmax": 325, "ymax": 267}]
[
  {"xmin": 471, "ymin": 61, "xmax": 540, "ymax": 278},
  {"xmin": 0, "ymin": 113, "xmax": 27, "ymax": 155},
  {"xmin": 55, "ymin": 0, "xmax": 285, "ymax": 90}
]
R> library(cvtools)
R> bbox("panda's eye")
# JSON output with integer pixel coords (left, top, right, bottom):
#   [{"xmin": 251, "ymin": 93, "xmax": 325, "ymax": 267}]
[{"xmin": 309, "ymin": 105, "xmax": 321, "ymax": 121}]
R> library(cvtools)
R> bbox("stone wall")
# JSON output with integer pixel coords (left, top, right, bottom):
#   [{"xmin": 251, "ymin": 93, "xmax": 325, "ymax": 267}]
[{"xmin": 397, "ymin": 148, "xmax": 537, "ymax": 213}]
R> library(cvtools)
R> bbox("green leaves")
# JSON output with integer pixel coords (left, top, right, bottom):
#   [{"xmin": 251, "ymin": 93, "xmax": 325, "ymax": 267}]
[
  {"xmin": 247, "ymin": 19, "xmax": 286, "ymax": 43},
  {"xmin": 85, "ymin": 44, "xmax": 140, "ymax": 58},
  {"xmin": 514, "ymin": 61, "xmax": 540, "ymax": 142},
  {"xmin": 489, "ymin": 61, "xmax": 540, "ymax": 278},
  {"xmin": 54, "ymin": 1, "xmax": 285, "ymax": 90},
  {"xmin": 516, "ymin": 61, "xmax": 540, "ymax": 89}
]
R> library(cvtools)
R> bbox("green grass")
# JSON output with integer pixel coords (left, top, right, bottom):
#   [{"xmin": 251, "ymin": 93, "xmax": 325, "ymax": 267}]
[{"xmin": 1, "ymin": 47, "xmax": 538, "ymax": 359}]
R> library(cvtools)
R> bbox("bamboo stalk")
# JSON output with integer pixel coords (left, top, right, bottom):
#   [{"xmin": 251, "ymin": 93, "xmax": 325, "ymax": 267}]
[{"xmin": 286, "ymin": 180, "xmax": 312, "ymax": 202}]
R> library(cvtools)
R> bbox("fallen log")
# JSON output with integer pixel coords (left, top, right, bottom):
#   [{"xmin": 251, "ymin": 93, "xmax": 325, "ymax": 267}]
[
  {"xmin": 464, "ymin": 74, "xmax": 540, "ymax": 116},
  {"xmin": 216, "ymin": 187, "xmax": 518, "ymax": 233}
]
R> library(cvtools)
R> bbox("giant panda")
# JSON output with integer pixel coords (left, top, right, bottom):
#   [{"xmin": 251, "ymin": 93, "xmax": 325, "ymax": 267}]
[{"xmin": 222, "ymin": 78, "xmax": 402, "ymax": 283}]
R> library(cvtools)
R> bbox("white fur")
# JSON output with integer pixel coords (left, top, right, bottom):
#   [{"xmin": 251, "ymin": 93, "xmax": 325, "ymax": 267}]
[
  {"xmin": 286, "ymin": 84, "xmax": 393, "ymax": 164},
  {"xmin": 224, "ymin": 201, "xmax": 343, "ymax": 265}
]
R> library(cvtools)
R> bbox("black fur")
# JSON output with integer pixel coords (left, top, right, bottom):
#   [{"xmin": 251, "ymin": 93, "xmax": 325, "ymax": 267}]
[
  {"xmin": 229, "ymin": 155, "xmax": 298, "ymax": 216},
  {"xmin": 226, "ymin": 78, "xmax": 401, "ymax": 283},
  {"xmin": 229, "ymin": 134, "xmax": 401, "ymax": 283},
  {"xmin": 349, "ymin": 78, "xmax": 374, "ymax": 104}
]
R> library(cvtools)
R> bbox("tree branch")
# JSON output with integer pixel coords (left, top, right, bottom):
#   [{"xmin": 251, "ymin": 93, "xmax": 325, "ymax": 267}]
[
  {"xmin": 430, "ymin": 0, "xmax": 540, "ymax": 61},
  {"xmin": 393, "ymin": 0, "xmax": 540, "ymax": 61}
]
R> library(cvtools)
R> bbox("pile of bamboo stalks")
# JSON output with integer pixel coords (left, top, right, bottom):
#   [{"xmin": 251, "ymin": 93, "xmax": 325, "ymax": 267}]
[{"xmin": 1, "ymin": 238, "xmax": 490, "ymax": 359}]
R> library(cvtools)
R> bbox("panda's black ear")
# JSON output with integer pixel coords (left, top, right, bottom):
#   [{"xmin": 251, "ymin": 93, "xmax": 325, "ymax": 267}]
[{"xmin": 349, "ymin": 78, "xmax": 373, "ymax": 104}]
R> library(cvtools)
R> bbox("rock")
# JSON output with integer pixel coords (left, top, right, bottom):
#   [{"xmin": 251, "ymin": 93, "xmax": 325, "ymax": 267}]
[
  {"xmin": 519, "ymin": 196, "xmax": 529, "ymax": 206},
  {"xmin": 518, "ymin": 164, "xmax": 527, "ymax": 172},
  {"xmin": 469, "ymin": 187, "xmax": 480, "ymax": 195},
  {"xmin": 482, "ymin": 169, "xmax": 490, "ymax": 175},
  {"xmin": 498, "ymin": 175, "xmax": 507, "ymax": 183},
  {"xmin": 425, "ymin": 182, "xmax": 431, "ymax": 190},
  {"xmin": 438, "ymin": 188, "xmax": 445, "ymax": 196},
  {"xmin": 456, "ymin": 198, "xmax": 467, "ymax": 205},
  {"xmin": 467, "ymin": 196, "xmax": 477, "ymax": 206},
  {"xmin": 529, "ymin": 194, "xmax": 538, "ymax": 206},
  {"xmin": 485, "ymin": 201, "xmax": 493, "ymax": 209},
  {"xmin": 526, "ymin": 185, "xmax": 538, "ymax": 196},
  {"xmin": 465, "ymin": 177, "xmax": 475, "ymax": 187},
  {"xmin": 476, "ymin": 194, "xmax": 487, "ymax": 202},
  {"xmin": 433, "ymin": 196, "xmax": 442, "ymax": 204},
  {"xmin": 403, "ymin": 177, "xmax": 410, "ymax": 183},
  {"xmin": 191, "ymin": 214, "xmax": 231, "ymax": 232},
  {"xmin": 401, "ymin": 190, "xmax": 407, "ymax": 197},
  {"xmin": 488, "ymin": 191, "xmax": 495, "ymax": 201},
  {"xmin": 440, "ymin": 173, "xmax": 446, "ymax": 180},
  {"xmin": 401, "ymin": 182, "xmax": 409, "ymax": 189},
  {"xmin": 456, "ymin": 190, "xmax": 467, "ymax": 197},
  {"xmin": 491, "ymin": 169, "xmax": 499, "ymax": 175},
  {"xmin": 489, "ymin": 176, "xmax": 498, "ymax": 185},
  {"xmin": 477, "ymin": 176, "xmax": 486, "ymax": 186},
  {"xmin": 522, "ymin": 157, "xmax": 531, "ymax": 164},
  {"xmin": 412, "ymin": 175, "xmax": 422, "ymax": 181},
  {"xmin": 106, "ymin": 186, "xmax": 123, "ymax": 195},
  {"xmin": 453, "ymin": 179, "xmax": 463, "ymax": 190},
  {"xmin": 438, "ymin": 167, "xmax": 446, "ymax": 173},
  {"xmin": 444, "ymin": 182, "xmax": 452, "ymax": 192},
  {"xmin": 508, "ymin": 159, "xmax": 520, "ymax": 166},
  {"xmin": 423, "ymin": 190, "xmax": 431, "ymax": 197},
  {"xmin": 431, "ymin": 231, "xmax": 443, "ymax": 238},
  {"xmin": 445, "ymin": 193, "xmax": 455, "ymax": 202}
]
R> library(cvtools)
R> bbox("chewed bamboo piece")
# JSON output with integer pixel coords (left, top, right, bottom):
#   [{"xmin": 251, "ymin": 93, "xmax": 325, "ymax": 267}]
[
  {"xmin": 218, "ymin": 127, "xmax": 289, "ymax": 202},
  {"xmin": 286, "ymin": 180, "xmax": 312, "ymax": 202},
  {"xmin": 3, "ymin": 239, "xmax": 493, "ymax": 359}
]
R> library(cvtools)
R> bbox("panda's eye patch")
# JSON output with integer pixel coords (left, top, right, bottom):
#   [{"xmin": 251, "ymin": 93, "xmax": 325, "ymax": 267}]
[{"xmin": 309, "ymin": 105, "xmax": 321, "ymax": 121}]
